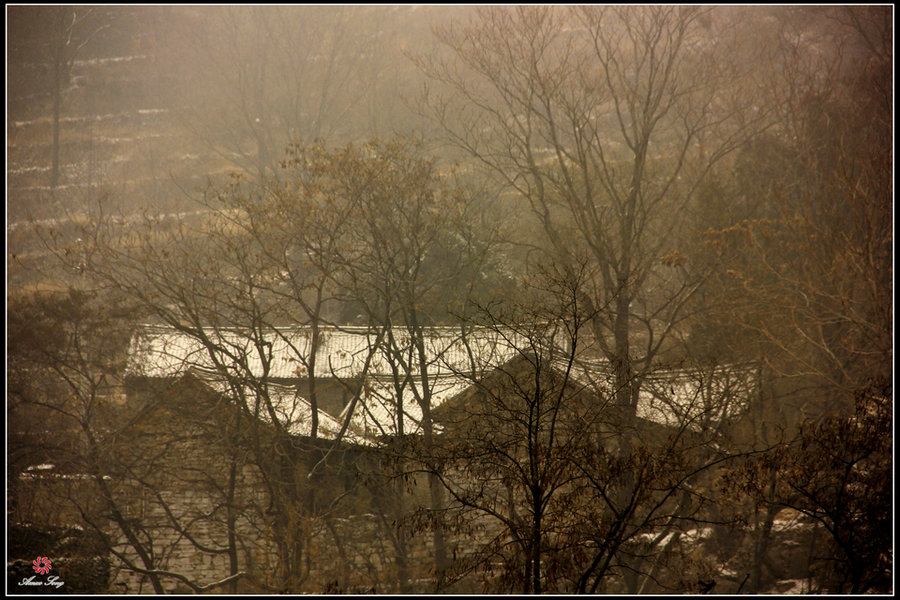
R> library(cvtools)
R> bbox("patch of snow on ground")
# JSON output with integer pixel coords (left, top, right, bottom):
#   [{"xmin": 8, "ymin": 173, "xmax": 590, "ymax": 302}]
[
  {"xmin": 772, "ymin": 508, "xmax": 805, "ymax": 532},
  {"xmin": 73, "ymin": 55, "xmax": 151, "ymax": 68},
  {"xmin": 776, "ymin": 579, "xmax": 811, "ymax": 594}
]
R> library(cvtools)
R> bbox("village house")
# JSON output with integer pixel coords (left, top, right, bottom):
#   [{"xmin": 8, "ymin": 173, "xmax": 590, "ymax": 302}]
[
  {"xmin": 11, "ymin": 322, "xmax": 759, "ymax": 593},
  {"xmin": 110, "ymin": 325, "xmax": 523, "ymax": 593}
]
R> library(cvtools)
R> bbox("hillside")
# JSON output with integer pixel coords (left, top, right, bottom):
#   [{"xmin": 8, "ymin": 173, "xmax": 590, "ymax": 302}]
[{"xmin": 7, "ymin": 6, "xmax": 467, "ymax": 291}]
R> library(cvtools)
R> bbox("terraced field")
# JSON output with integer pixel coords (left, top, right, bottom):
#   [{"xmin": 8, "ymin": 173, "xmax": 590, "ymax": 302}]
[{"xmin": 8, "ymin": 6, "xmax": 462, "ymax": 293}]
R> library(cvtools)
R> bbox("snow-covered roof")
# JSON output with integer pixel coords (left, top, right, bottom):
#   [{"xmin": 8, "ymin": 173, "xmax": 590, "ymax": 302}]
[
  {"xmin": 192, "ymin": 371, "xmax": 371, "ymax": 446},
  {"xmin": 453, "ymin": 355, "xmax": 753, "ymax": 431},
  {"xmin": 128, "ymin": 326, "xmax": 753, "ymax": 441},
  {"xmin": 128, "ymin": 325, "xmax": 520, "ymax": 380},
  {"xmin": 127, "ymin": 325, "xmax": 522, "ymax": 443},
  {"xmin": 561, "ymin": 358, "xmax": 753, "ymax": 428},
  {"xmin": 342, "ymin": 374, "xmax": 474, "ymax": 438},
  {"xmin": 636, "ymin": 364, "xmax": 754, "ymax": 427}
]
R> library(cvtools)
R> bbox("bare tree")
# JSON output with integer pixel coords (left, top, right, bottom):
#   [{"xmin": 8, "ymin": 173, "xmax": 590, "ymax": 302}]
[
  {"xmin": 697, "ymin": 6, "xmax": 892, "ymax": 592},
  {"xmin": 38, "ymin": 179, "xmax": 368, "ymax": 591},
  {"xmin": 291, "ymin": 137, "xmax": 505, "ymax": 583},
  {"xmin": 6, "ymin": 7, "xmax": 109, "ymax": 191},
  {"xmin": 7, "ymin": 290, "xmax": 248, "ymax": 594},
  {"xmin": 416, "ymin": 6, "xmax": 777, "ymax": 428},
  {"xmin": 695, "ymin": 5, "xmax": 891, "ymax": 429},
  {"xmin": 41, "ymin": 136, "xmax": 501, "ymax": 591},
  {"xmin": 725, "ymin": 376, "xmax": 892, "ymax": 593},
  {"xmin": 410, "ymin": 265, "xmax": 753, "ymax": 594},
  {"xmin": 172, "ymin": 6, "xmax": 397, "ymax": 184}
]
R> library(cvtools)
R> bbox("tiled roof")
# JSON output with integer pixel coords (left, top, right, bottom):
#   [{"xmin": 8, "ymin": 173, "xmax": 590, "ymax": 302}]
[
  {"xmin": 128, "ymin": 325, "xmax": 521, "ymax": 380},
  {"xmin": 128, "ymin": 326, "xmax": 753, "ymax": 440},
  {"xmin": 127, "ymin": 325, "xmax": 523, "ymax": 442},
  {"xmin": 191, "ymin": 369, "xmax": 372, "ymax": 446},
  {"xmin": 341, "ymin": 374, "xmax": 474, "ymax": 438},
  {"xmin": 636, "ymin": 364, "xmax": 753, "ymax": 427},
  {"xmin": 552, "ymin": 357, "xmax": 753, "ymax": 427}
]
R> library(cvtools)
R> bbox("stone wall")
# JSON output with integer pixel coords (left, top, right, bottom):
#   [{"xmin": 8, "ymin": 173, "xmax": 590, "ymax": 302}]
[
  {"xmin": 110, "ymin": 488, "xmax": 261, "ymax": 594},
  {"xmin": 108, "ymin": 374, "xmax": 509, "ymax": 593},
  {"xmin": 110, "ymin": 477, "xmax": 504, "ymax": 594}
]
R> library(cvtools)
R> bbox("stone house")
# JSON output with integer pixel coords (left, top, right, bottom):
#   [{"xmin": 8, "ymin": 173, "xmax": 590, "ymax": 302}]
[
  {"xmin": 108, "ymin": 324, "xmax": 758, "ymax": 593},
  {"xmin": 109, "ymin": 325, "xmax": 520, "ymax": 593},
  {"xmin": 112, "ymin": 368, "xmax": 403, "ymax": 593}
]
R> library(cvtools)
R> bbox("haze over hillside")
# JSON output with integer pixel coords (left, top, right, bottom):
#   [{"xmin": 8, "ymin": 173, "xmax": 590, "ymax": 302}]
[
  {"xmin": 7, "ymin": 6, "xmax": 469, "ymax": 291},
  {"xmin": 7, "ymin": 6, "xmax": 891, "ymax": 595}
]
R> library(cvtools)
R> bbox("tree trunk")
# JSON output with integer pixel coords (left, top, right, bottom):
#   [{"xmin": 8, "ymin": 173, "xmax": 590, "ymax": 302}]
[
  {"xmin": 226, "ymin": 458, "xmax": 240, "ymax": 594},
  {"xmin": 423, "ymin": 403, "xmax": 449, "ymax": 572},
  {"xmin": 613, "ymin": 291, "xmax": 635, "ymax": 421},
  {"xmin": 51, "ymin": 46, "xmax": 63, "ymax": 191},
  {"xmin": 750, "ymin": 470, "xmax": 778, "ymax": 592},
  {"xmin": 325, "ymin": 517, "xmax": 350, "ymax": 591},
  {"xmin": 531, "ymin": 502, "xmax": 542, "ymax": 594}
]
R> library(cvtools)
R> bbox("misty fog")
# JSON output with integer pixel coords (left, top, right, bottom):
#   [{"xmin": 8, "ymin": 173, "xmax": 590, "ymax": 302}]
[{"xmin": 7, "ymin": 6, "xmax": 892, "ymax": 595}]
